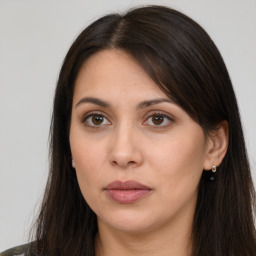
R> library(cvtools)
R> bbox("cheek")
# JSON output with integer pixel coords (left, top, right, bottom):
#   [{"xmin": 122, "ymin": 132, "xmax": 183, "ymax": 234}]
[
  {"xmin": 70, "ymin": 122, "xmax": 105, "ymax": 168},
  {"xmin": 146, "ymin": 130, "xmax": 206, "ymax": 195},
  {"xmin": 73, "ymin": 147, "xmax": 105, "ymax": 211},
  {"xmin": 70, "ymin": 130, "xmax": 107, "ymax": 198},
  {"xmin": 74, "ymin": 147, "xmax": 105, "ymax": 181}
]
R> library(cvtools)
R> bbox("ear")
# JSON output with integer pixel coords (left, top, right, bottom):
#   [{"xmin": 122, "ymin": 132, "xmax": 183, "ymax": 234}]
[
  {"xmin": 203, "ymin": 121, "xmax": 229, "ymax": 170},
  {"xmin": 72, "ymin": 159, "xmax": 76, "ymax": 168}
]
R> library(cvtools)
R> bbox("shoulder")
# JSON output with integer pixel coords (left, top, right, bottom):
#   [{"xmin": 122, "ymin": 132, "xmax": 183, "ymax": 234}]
[{"xmin": 0, "ymin": 243, "xmax": 36, "ymax": 256}]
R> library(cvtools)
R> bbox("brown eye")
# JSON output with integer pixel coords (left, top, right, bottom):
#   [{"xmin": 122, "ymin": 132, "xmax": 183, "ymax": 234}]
[
  {"xmin": 152, "ymin": 115, "xmax": 164, "ymax": 125},
  {"xmin": 92, "ymin": 115, "xmax": 104, "ymax": 125},
  {"xmin": 82, "ymin": 113, "xmax": 111, "ymax": 127},
  {"xmin": 143, "ymin": 112, "xmax": 173, "ymax": 128}
]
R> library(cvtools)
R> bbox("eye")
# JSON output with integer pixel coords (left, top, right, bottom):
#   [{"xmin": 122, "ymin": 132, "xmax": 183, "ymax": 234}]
[
  {"xmin": 143, "ymin": 112, "xmax": 173, "ymax": 127},
  {"xmin": 81, "ymin": 112, "xmax": 111, "ymax": 127}
]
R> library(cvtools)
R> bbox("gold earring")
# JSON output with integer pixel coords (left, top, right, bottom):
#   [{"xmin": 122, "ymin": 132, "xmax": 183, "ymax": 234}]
[
  {"xmin": 212, "ymin": 165, "xmax": 217, "ymax": 173},
  {"xmin": 208, "ymin": 165, "xmax": 217, "ymax": 181}
]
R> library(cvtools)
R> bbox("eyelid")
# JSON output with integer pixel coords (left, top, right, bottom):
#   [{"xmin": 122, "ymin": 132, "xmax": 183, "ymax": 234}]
[
  {"xmin": 81, "ymin": 111, "xmax": 111, "ymax": 127},
  {"xmin": 142, "ymin": 110, "xmax": 174, "ymax": 128},
  {"xmin": 80, "ymin": 110, "xmax": 174, "ymax": 129}
]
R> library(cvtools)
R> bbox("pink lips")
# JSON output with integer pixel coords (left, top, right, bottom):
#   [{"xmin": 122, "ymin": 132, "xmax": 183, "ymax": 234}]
[{"xmin": 104, "ymin": 180, "xmax": 152, "ymax": 204}]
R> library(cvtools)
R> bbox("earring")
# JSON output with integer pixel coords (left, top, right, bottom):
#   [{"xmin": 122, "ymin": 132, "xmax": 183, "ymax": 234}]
[
  {"xmin": 209, "ymin": 165, "xmax": 217, "ymax": 181},
  {"xmin": 72, "ymin": 159, "xmax": 75, "ymax": 168}
]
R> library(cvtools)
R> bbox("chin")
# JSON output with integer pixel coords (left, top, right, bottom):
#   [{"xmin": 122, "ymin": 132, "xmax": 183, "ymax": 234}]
[{"xmin": 97, "ymin": 208, "xmax": 160, "ymax": 234}]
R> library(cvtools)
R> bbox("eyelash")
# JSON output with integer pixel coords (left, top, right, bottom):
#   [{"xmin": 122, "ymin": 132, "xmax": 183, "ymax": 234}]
[
  {"xmin": 143, "ymin": 112, "xmax": 173, "ymax": 128},
  {"xmin": 81, "ymin": 111, "xmax": 110, "ymax": 128},
  {"xmin": 81, "ymin": 111, "xmax": 174, "ymax": 129}
]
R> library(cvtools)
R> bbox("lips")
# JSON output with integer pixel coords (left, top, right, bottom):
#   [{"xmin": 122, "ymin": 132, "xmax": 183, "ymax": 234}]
[{"xmin": 104, "ymin": 180, "xmax": 152, "ymax": 204}]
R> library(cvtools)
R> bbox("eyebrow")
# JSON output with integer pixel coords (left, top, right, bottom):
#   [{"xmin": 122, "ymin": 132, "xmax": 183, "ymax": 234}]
[
  {"xmin": 75, "ymin": 97, "xmax": 173, "ymax": 109},
  {"xmin": 137, "ymin": 98, "xmax": 173, "ymax": 109},
  {"xmin": 75, "ymin": 97, "xmax": 110, "ymax": 108}
]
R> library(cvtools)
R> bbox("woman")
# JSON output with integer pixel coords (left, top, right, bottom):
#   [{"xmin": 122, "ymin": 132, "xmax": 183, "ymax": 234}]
[{"xmin": 1, "ymin": 5, "xmax": 255, "ymax": 256}]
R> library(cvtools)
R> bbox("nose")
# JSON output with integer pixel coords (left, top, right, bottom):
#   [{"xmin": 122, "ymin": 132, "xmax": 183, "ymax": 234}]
[{"xmin": 109, "ymin": 124, "xmax": 144, "ymax": 169}]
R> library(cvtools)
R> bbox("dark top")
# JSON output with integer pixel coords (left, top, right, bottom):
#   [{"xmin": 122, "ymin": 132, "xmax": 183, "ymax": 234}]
[{"xmin": 0, "ymin": 243, "xmax": 34, "ymax": 256}]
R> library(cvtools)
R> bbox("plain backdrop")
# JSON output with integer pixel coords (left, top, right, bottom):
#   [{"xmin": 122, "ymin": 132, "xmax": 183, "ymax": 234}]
[{"xmin": 0, "ymin": 0, "xmax": 255, "ymax": 251}]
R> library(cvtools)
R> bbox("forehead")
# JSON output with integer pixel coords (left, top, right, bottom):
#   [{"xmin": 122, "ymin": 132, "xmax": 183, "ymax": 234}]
[{"xmin": 73, "ymin": 49, "xmax": 167, "ymax": 99}]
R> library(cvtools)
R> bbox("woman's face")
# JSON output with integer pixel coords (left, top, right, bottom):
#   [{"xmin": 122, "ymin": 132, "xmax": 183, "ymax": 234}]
[{"xmin": 69, "ymin": 50, "xmax": 211, "ymax": 234}]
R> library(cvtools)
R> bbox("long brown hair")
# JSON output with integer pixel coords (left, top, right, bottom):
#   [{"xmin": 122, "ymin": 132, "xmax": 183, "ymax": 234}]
[{"xmin": 31, "ymin": 5, "xmax": 256, "ymax": 256}]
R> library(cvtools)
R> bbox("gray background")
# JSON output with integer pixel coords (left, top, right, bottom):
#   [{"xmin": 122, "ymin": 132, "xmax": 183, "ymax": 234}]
[{"xmin": 0, "ymin": 0, "xmax": 255, "ymax": 251}]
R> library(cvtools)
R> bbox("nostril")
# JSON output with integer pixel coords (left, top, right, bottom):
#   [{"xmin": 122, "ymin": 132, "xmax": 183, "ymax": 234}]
[
  {"xmin": 112, "ymin": 160, "xmax": 118, "ymax": 165},
  {"xmin": 112, "ymin": 160, "xmax": 136, "ymax": 167}
]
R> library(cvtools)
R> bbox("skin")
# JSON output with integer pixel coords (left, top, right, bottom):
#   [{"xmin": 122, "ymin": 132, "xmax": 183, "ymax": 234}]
[{"xmin": 69, "ymin": 50, "xmax": 228, "ymax": 256}]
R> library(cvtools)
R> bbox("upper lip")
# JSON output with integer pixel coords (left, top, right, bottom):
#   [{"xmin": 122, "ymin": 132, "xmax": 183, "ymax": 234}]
[{"xmin": 105, "ymin": 180, "xmax": 152, "ymax": 190}]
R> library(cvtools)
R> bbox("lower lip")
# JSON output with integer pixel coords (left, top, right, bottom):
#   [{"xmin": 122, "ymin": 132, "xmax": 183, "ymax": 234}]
[{"xmin": 105, "ymin": 189, "xmax": 151, "ymax": 204}]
